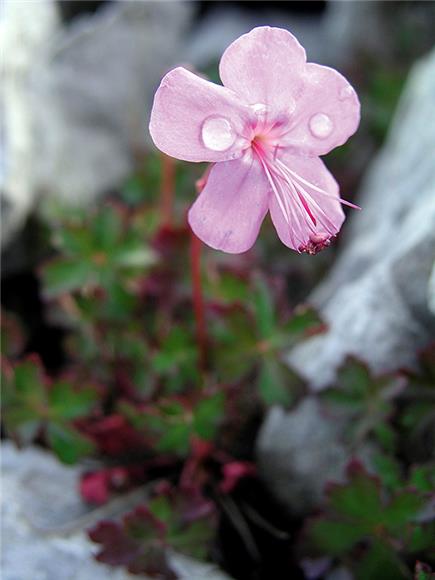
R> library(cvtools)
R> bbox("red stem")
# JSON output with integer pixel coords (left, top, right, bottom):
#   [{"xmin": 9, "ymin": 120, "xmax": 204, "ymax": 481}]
[
  {"xmin": 160, "ymin": 153, "xmax": 175, "ymax": 226},
  {"xmin": 190, "ymin": 229, "xmax": 207, "ymax": 373}
]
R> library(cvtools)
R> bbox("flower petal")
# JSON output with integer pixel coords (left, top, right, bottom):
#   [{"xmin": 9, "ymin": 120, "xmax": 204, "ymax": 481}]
[
  {"xmin": 188, "ymin": 155, "xmax": 269, "ymax": 253},
  {"xmin": 282, "ymin": 63, "xmax": 360, "ymax": 156},
  {"xmin": 149, "ymin": 67, "xmax": 253, "ymax": 163},
  {"xmin": 219, "ymin": 27, "xmax": 306, "ymax": 113},
  {"xmin": 269, "ymin": 154, "xmax": 345, "ymax": 251}
]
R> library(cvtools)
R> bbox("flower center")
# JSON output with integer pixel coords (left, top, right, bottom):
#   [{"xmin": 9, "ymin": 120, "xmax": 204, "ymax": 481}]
[{"xmin": 251, "ymin": 137, "xmax": 359, "ymax": 253}]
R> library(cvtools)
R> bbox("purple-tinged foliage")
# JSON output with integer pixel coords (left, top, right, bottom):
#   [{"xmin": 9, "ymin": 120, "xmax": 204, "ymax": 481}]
[
  {"xmin": 305, "ymin": 460, "xmax": 434, "ymax": 579},
  {"xmin": 1, "ymin": 152, "xmax": 434, "ymax": 579}
]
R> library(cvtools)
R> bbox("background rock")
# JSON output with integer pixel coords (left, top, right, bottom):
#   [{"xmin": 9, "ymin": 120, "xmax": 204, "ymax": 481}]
[
  {"xmin": 0, "ymin": 0, "xmax": 59, "ymax": 246},
  {"xmin": 255, "ymin": 398, "xmax": 374, "ymax": 514},
  {"xmin": 256, "ymin": 399, "xmax": 349, "ymax": 514},
  {"xmin": 0, "ymin": 0, "xmax": 192, "ymax": 247},
  {"xmin": 1, "ymin": 442, "xmax": 232, "ymax": 580},
  {"xmin": 288, "ymin": 47, "xmax": 435, "ymax": 389},
  {"xmin": 32, "ymin": 1, "xmax": 192, "ymax": 205},
  {"xmin": 256, "ymin": 47, "xmax": 435, "ymax": 514}
]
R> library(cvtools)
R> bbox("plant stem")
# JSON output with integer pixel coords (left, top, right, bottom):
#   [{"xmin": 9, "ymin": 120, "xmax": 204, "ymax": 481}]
[
  {"xmin": 160, "ymin": 154, "xmax": 175, "ymax": 226},
  {"xmin": 190, "ymin": 229, "xmax": 207, "ymax": 373}
]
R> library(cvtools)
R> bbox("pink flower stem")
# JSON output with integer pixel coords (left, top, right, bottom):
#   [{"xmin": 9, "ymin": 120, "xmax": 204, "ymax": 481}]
[
  {"xmin": 190, "ymin": 229, "xmax": 207, "ymax": 374},
  {"xmin": 160, "ymin": 153, "xmax": 175, "ymax": 226}
]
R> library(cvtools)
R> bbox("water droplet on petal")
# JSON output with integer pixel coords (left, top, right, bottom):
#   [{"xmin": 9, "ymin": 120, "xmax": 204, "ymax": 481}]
[
  {"xmin": 339, "ymin": 85, "xmax": 354, "ymax": 100},
  {"xmin": 309, "ymin": 113, "xmax": 333, "ymax": 139},
  {"xmin": 201, "ymin": 116, "xmax": 235, "ymax": 151}
]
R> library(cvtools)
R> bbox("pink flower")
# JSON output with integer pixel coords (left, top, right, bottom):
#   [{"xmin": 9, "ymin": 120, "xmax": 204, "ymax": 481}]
[{"xmin": 149, "ymin": 26, "xmax": 360, "ymax": 254}]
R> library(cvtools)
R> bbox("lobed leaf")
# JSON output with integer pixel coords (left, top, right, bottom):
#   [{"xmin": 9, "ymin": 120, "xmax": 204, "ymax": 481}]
[
  {"xmin": 47, "ymin": 422, "xmax": 95, "ymax": 464},
  {"xmin": 43, "ymin": 258, "xmax": 91, "ymax": 296}
]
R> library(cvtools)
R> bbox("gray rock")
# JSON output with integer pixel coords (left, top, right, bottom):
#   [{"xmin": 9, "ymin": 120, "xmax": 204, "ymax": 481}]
[
  {"xmin": 257, "ymin": 47, "xmax": 435, "ymax": 518},
  {"xmin": 1, "ymin": 443, "xmax": 132, "ymax": 580},
  {"xmin": 1, "ymin": 442, "xmax": 232, "ymax": 580},
  {"xmin": 256, "ymin": 399, "xmax": 354, "ymax": 514},
  {"xmin": 32, "ymin": 1, "xmax": 192, "ymax": 205},
  {"xmin": 0, "ymin": 0, "xmax": 59, "ymax": 246},
  {"xmin": 1, "ymin": 0, "xmax": 192, "ymax": 247},
  {"xmin": 289, "ymin": 48, "xmax": 435, "ymax": 389}
]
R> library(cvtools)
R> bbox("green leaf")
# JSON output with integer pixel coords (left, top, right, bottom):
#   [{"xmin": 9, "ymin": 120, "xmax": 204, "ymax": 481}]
[
  {"xmin": 356, "ymin": 541, "xmax": 408, "ymax": 580},
  {"xmin": 53, "ymin": 226, "xmax": 92, "ymax": 256},
  {"xmin": 118, "ymin": 400, "xmax": 150, "ymax": 431},
  {"xmin": 252, "ymin": 277, "xmax": 276, "ymax": 339},
  {"xmin": 322, "ymin": 388, "xmax": 364, "ymax": 410},
  {"xmin": 152, "ymin": 328, "xmax": 199, "ymax": 391},
  {"xmin": 193, "ymin": 393, "xmax": 224, "ymax": 440},
  {"xmin": 336, "ymin": 358, "xmax": 371, "ymax": 399},
  {"xmin": 257, "ymin": 357, "xmax": 294, "ymax": 406},
  {"xmin": 159, "ymin": 401, "xmax": 185, "ymax": 417},
  {"xmin": 49, "ymin": 381, "xmax": 97, "ymax": 420},
  {"xmin": 212, "ymin": 310, "xmax": 256, "ymax": 383},
  {"xmin": 4, "ymin": 406, "xmax": 40, "ymax": 429},
  {"xmin": 373, "ymin": 423, "xmax": 397, "ymax": 453},
  {"xmin": 282, "ymin": 306, "xmax": 323, "ymax": 338},
  {"xmin": 153, "ymin": 328, "xmax": 195, "ymax": 372},
  {"xmin": 103, "ymin": 281, "xmax": 136, "ymax": 319},
  {"xmin": 409, "ymin": 465, "xmax": 435, "ymax": 493},
  {"xmin": 328, "ymin": 468, "xmax": 382, "ymax": 524},
  {"xmin": 400, "ymin": 402, "xmax": 434, "ymax": 431},
  {"xmin": 14, "ymin": 359, "xmax": 46, "ymax": 400},
  {"xmin": 207, "ymin": 272, "xmax": 249, "ymax": 304},
  {"xmin": 308, "ymin": 519, "xmax": 366, "ymax": 555},
  {"xmin": 47, "ymin": 422, "xmax": 95, "ymax": 464},
  {"xmin": 4, "ymin": 411, "xmax": 41, "ymax": 443},
  {"xmin": 43, "ymin": 258, "xmax": 91, "ymax": 295},
  {"xmin": 372, "ymin": 452, "xmax": 402, "ymax": 491},
  {"xmin": 169, "ymin": 519, "xmax": 213, "ymax": 559},
  {"xmin": 149, "ymin": 496, "xmax": 173, "ymax": 525},
  {"xmin": 121, "ymin": 174, "xmax": 147, "ymax": 206},
  {"xmin": 409, "ymin": 524, "xmax": 435, "ymax": 553},
  {"xmin": 382, "ymin": 491, "xmax": 424, "ymax": 531},
  {"xmin": 2, "ymin": 360, "xmax": 46, "ymax": 442},
  {"xmin": 92, "ymin": 206, "xmax": 122, "ymax": 251},
  {"xmin": 157, "ymin": 423, "xmax": 191, "ymax": 455}
]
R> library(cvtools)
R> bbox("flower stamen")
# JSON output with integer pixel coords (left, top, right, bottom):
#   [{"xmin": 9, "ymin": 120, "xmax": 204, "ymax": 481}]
[{"xmin": 277, "ymin": 160, "xmax": 361, "ymax": 210}]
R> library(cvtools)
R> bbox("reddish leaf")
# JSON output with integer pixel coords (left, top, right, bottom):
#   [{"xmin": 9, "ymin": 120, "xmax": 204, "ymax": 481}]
[
  {"xmin": 89, "ymin": 521, "xmax": 140, "ymax": 566},
  {"xmin": 415, "ymin": 561, "xmax": 435, "ymax": 580},
  {"xmin": 219, "ymin": 461, "xmax": 256, "ymax": 494},
  {"xmin": 81, "ymin": 414, "xmax": 146, "ymax": 456},
  {"xmin": 80, "ymin": 471, "xmax": 110, "ymax": 505},
  {"xmin": 89, "ymin": 507, "xmax": 176, "ymax": 578}
]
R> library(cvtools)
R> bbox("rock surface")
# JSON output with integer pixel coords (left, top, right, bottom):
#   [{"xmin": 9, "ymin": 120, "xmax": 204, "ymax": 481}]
[
  {"xmin": 288, "ymin": 47, "xmax": 435, "ymax": 389},
  {"xmin": 1, "ymin": 442, "xmax": 231, "ymax": 580},
  {"xmin": 255, "ymin": 399, "xmax": 351, "ymax": 514},
  {"xmin": 32, "ymin": 1, "xmax": 192, "ymax": 205},
  {"xmin": 0, "ymin": 0, "xmax": 59, "ymax": 246},
  {"xmin": 1, "ymin": 0, "xmax": 192, "ymax": 246},
  {"xmin": 256, "ymin": 48, "xmax": 435, "ymax": 514}
]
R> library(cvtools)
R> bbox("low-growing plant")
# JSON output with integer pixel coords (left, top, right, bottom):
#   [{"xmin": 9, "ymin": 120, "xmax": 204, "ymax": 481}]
[{"xmin": 1, "ymin": 152, "xmax": 434, "ymax": 579}]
